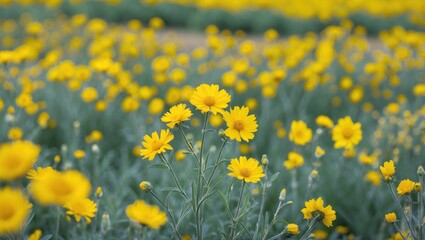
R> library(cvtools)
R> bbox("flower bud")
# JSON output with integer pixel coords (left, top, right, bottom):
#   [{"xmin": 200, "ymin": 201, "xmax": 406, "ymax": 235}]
[
  {"xmin": 418, "ymin": 166, "xmax": 425, "ymax": 176},
  {"xmin": 101, "ymin": 212, "xmax": 111, "ymax": 234},
  {"xmin": 96, "ymin": 186, "xmax": 103, "ymax": 198},
  {"xmin": 218, "ymin": 129, "xmax": 226, "ymax": 139},
  {"xmin": 92, "ymin": 144, "xmax": 100, "ymax": 154},
  {"xmin": 73, "ymin": 121, "xmax": 80, "ymax": 129},
  {"xmin": 139, "ymin": 181, "xmax": 153, "ymax": 192},
  {"xmin": 261, "ymin": 154, "xmax": 269, "ymax": 166},
  {"xmin": 279, "ymin": 188, "xmax": 286, "ymax": 202},
  {"xmin": 54, "ymin": 155, "xmax": 61, "ymax": 163}
]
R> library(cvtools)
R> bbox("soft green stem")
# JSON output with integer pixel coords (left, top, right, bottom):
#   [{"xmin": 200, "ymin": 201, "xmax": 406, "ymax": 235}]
[
  {"xmin": 229, "ymin": 181, "xmax": 246, "ymax": 240},
  {"xmin": 159, "ymin": 154, "xmax": 189, "ymax": 200},
  {"xmin": 254, "ymin": 165, "xmax": 268, "ymax": 240},
  {"xmin": 261, "ymin": 201, "xmax": 283, "ymax": 240},
  {"xmin": 55, "ymin": 206, "xmax": 61, "ymax": 240},
  {"xmin": 299, "ymin": 214, "xmax": 321, "ymax": 240},
  {"xmin": 394, "ymin": 223, "xmax": 408, "ymax": 240},
  {"xmin": 177, "ymin": 125, "xmax": 199, "ymax": 161},
  {"xmin": 206, "ymin": 138, "xmax": 228, "ymax": 187},
  {"xmin": 150, "ymin": 191, "xmax": 183, "ymax": 240},
  {"xmin": 418, "ymin": 175, "xmax": 424, "ymax": 240},
  {"xmin": 291, "ymin": 170, "xmax": 298, "ymax": 215},
  {"xmin": 388, "ymin": 183, "xmax": 417, "ymax": 239}
]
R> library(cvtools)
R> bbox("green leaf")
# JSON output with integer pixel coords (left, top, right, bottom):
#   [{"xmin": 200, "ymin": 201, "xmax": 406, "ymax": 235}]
[{"xmin": 218, "ymin": 190, "xmax": 233, "ymax": 219}]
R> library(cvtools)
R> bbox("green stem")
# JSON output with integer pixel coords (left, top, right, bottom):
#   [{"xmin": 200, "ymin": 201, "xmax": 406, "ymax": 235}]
[
  {"xmin": 388, "ymin": 183, "xmax": 417, "ymax": 240},
  {"xmin": 196, "ymin": 112, "xmax": 209, "ymax": 240},
  {"xmin": 206, "ymin": 138, "xmax": 228, "ymax": 187},
  {"xmin": 261, "ymin": 201, "xmax": 283, "ymax": 240},
  {"xmin": 254, "ymin": 166, "xmax": 268, "ymax": 240},
  {"xmin": 55, "ymin": 206, "xmax": 61, "ymax": 240},
  {"xmin": 229, "ymin": 181, "xmax": 246, "ymax": 240},
  {"xmin": 418, "ymin": 175, "xmax": 424, "ymax": 240},
  {"xmin": 150, "ymin": 191, "xmax": 183, "ymax": 240},
  {"xmin": 299, "ymin": 215, "xmax": 321, "ymax": 240},
  {"xmin": 177, "ymin": 125, "xmax": 199, "ymax": 161},
  {"xmin": 159, "ymin": 154, "xmax": 189, "ymax": 200},
  {"xmin": 394, "ymin": 223, "xmax": 408, "ymax": 240}
]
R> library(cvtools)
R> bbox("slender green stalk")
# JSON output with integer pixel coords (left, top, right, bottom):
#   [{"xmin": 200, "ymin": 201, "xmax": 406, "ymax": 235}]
[
  {"xmin": 418, "ymin": 175, "xmax": 424, "ymax": 240},
  {"xmin": 177, "ymin": 125, "xmax": 198, "ymax": 161},
  {"xmin": 229, "ymin": 181, "xmax": 246, "ymax": 240},
  {"xmin": 150, "ymin": 191, "xmax": 183, "ymax": 240},
  {"xmin": 159, "ymin": 154, "xmax": 189, "ymax": 200},
  {"xmin": 253, "ymin": 165, "xmax": 268, "ymax": 240},
  {"xmin": 299, "ymin": 214, "xmax": 321, "ymax": 240},
  {"xmin": 206, "ymin": 138, "xmax": 228, "ymax": 187},
  {"xmin": 393, "ymin": 223, "xmax": 408, "ymax": 240},
  {"xmin": 388, "ymin": 183, "xmax": 417, "ymax": 239},
  {"xmin": 291, "ymin": 170, "xmax": 298, "ymax": 215},
  {"xmin": 55, "ymin": 206, "xmax": 61, "ymax": 240}
]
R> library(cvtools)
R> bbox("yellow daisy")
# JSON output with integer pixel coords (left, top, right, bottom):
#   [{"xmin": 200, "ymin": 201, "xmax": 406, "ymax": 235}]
[
  {"xmin": 289, "ymin": 120, "xmax": 313, "ymax": 146},
  {"xmin": 283, "ymin": 151, "xmax": 304, "ymax": 170},
  {"xmin": 379, "ymin": 160, "xmax": 396, "ymax": 181},
  {"xmin": 397, "ymin": 179, "xmax": 415, "ymax": 195},
  {"xmin": 332, "ymin": 116, "xmax": 362, "ymax": 149},
  {"xmin": 126, "ymin": 200, "xmax": 167, "ymax": 229},
  {"xmin": 189, "ymin": 84, "xmax": 231, "ymax": 114},
  {"xmin": 161, "ymin": 103, "xmax": 193, "ymax": 128},
  {"xmin": 140, "ymin": 129, "xmax": 174, "ymax": 161},
  {"xmin": 227, "ymin": 156, "xmax": 265, "ymax": 183},
  {"xmin": 301, "ymin": 197, "xmax": 336, "ymax": 227},
  {"xmin": 223, "ymin": 106, "xmax": 258, "ymax": 142},
  {"xmin": 0, "ymin": 187, "xmax": 32, "ymax": 234},
  {"xmin": 64, "ymin": 198, "xmax": 98, "ymax": 224}
]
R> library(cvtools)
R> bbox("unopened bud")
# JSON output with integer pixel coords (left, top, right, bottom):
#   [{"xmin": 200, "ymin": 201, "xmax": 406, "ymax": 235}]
[
  {"xmin": 310, "ymin": 170, "xmax": 319, "ymax": 179},
  {"xmin": 54, "ymin": 155, "xmax": 61, "ymax": 163},
  {"xmin": 92, "ymin": 144, "xmax": 100, "ymax": 154},
  {"xmin": 279, "ymin": 188, "xmax": 286, "ymax": 201},
  {"xmin": 316, "ymin": 128, "xmax": 323, "ymax": 135},
  {"xmin": 101, "ymin": 212, "xmax": 111, "ymax": 234},
  {"xmin": 415, "ymin": 183, "xmax": 422, "ymax": 192},
  {"xmin": 61, "ymin": 144, "xmax": 67, "ymax": 154},
  {"xmin": 218, "ymin": 129, "xmax": 226, "ymax": 139},
  {"xmin": 96, "ymin": 186, "xmax": 103, "ymax": 198},
  {"xmin": 261, "ymin": 154, "xmax": 269, "ymax": 166},
  {"xmin": 73, "ymin": 121, "xmax": 80, "ymax": 129},
  {"xmin": 418, "ymin": 166, "xmax": 425, "ymax": 176},
  {"xmin": 139, "ymin": 181, "xmax": 153, "ymax": 192}
]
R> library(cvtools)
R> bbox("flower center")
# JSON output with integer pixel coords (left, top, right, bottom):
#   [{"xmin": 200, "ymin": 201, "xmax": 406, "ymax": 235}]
[
  {"xmin": 233, "ymin": 120, "xmax": 244, "ymax": 131},
  {"xmin": 240, "ymin": 168, "xmax": 251, "ymax": 178},
  {"xmin": 5, "ymin": 155, "xmax": 20, "ymax": 169},
  {"xmin": 0, "ymin": 203, "xmax": 14, "ymax": 220},
  {"xmin": 342, "ymin": 128, "xmax": 353, "ymax": 139},
  {"xmin": 203, "ymin": 96, "xmax": 215, "ymax": 107},
  {"xmin": 50, "ymin": 180, "xmax": 73, "ymax": 196},
  {"xmin": 151, "ymin": 140, "xmax": 163, "ymax": 151}
]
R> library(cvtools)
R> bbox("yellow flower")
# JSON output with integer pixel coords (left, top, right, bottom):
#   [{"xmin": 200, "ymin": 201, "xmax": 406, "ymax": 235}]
[
  {"xmin": 64, "ymin": 198, "xmax": 97, "ymax": 224},
  {"xmin": 315, "ymin": 115, "xmax": 334, "ymax": 128},
  {"xmin": 126, "ymin": 200, "xmax": 167, "ymax": 229},
  {"xmin": 385, "ymin": 212, "xmax": 397, "ymax": 223},
  {"xmin": 364, "ymin": 171, "xmax": 381, "ymax": 186},
  {"xmin": 289, "ymin": 120, "xmax": 312, "ymax": 146},
  {"xmin": 332, "ymin": 116, "xmax": 362, "ymax": 149},
  {"xmin": 223, "ymin": 106, "xmax": 258, "ymax": 142},
  {"xmin": 227, "ymin": 156, "xmax": 265, "ymax": 183},
  {"xmin": 379, "ymin": 160, "xmax": 396, "ymax": 181},
  {"xmin": 121, "ymin": 97, "xmax": 140, "ymax": 112},
  {"xmin": 358, "ymin": 152, "xmax": 377, "ymax": 165},
  {"xmin": 81, "ymin": 87, "xmax": 98, "ymax": 103},
  {"xmin": 312, "ymin": 230, "xmax": 328, "ymax": 239},
  {"xmin": 140, "ymin": 129, "xmax": 174, "ymax": 161},
  {"xmin": 301, "ymin": 197, "xmax": 336, "ymax": 227},
  {"xmin": 190, "ymin": 84, "xmax": 231, "ymax": 115},
  {"xmin": 284, "ymin": 151, "xmax": 304, "ymax": 170},
  {"xmin": 397, "ymin": 179, "xmax": 415, "ymax": 195},
  {"xmin": 286, "ymin": 223, "xmax": 300, "ymax": 235},
  {"xmin": 151, "ymin": 56, "xmax": 171, "ymax": 72},
  {"xmin": 27, "ymin": 166, "xmax": 56, "ymax": 180},
  {"xmin": 27, "ymin": 229, "xmax": 42, "ymax": 240},
  {"xmin": 7, "ymin": 127, "xmax": 23, "ymax": 140},
  {"xmin": 0, "ymin": 141, "xmax": 41, "ymax": 181},
  {"xmin": 315, "ymin": 146, "xmax": 325, "ymax": 158},
  {"xmin": 139, "ymin": 181, "xmax": 153, "ymax": 192},
  {"xmin": 29, "ymin": 170, "xmax": 91, "ymax": 205},
  {"xmin": 161, "ymin": 104, "xmax": 192, "ymax": 128},
  {"xmin": 74, "ymin": 149, "xmax": 85, "ymax": 160},
  {"xmin": 148, "ymin": 98, "xmax": 165, "ymax": 115},
  {"xmin": 0, "ymin": 187, "xmax": 32, "ymax": 234}
]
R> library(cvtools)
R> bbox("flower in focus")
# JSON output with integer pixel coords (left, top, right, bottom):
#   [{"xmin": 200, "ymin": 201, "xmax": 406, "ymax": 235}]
[
  {"xmin": 289, "ymin": 120, "xmax": 312, "ymax": 146},
  {"xmin": 332, "ymin": 116, "xmax": 362, "ymax": 149},
  {"xmin": 301, "ymin": 197, "xmax": 336, "ymax": 227},
  {"xmin": 284, "ymin": 151, "xmax": 304, "ymax": 170},
  {"xmin": 380, "ymin": 160, "xmax": 396, "ymax": 181},
  {"xmin": 227, "ymin": 156, "xmax": 265, "ymax": 183},
  {"xmin": 397, "ymin": 179, "xmax": 415, "ymax": 195},
  {"xmin": 0, "ymin": 141, "xmax": 41, "ymax": 181},
  {"xmin": 286, "ymin": 223, "xmax": 300, "ymax": 235},
  {"xmin": 223, "ymin": 106, "xmax": 258, "ymax": 142},
  {"xmin": 140, "ymin": 129, "xmax": 174, "ymax": 160},
  {"xmin": 29, "ymin": 170, "xmax": 91, "ymax": 205},
  {"xmin": 315, "ymin": 115, "xmax": 334, "ymax": 128},
  {"xmin": 126, "ymin": 200, "xmax": 167, "ymax": 229},
  {"xmin": 385, "ymin": 212, "xmax": 397, "ymax": 223},
  {"xmin": 139, "ymin": 181, "xmax": 153, "ymax": 192},
  {"xmin": 161, "ymin": 103, "xmax": 193, "ymax": 128},
  {"xmin": 64, "ymin": 198, "xmax": 98, "ymax": 224},
  {"xmin": 190, "ymin": 84, "xmax": 231, "ymax": 114},
  {"xmin": 0, "ymin": 187, "xmax": 32, "ymax": 234}
]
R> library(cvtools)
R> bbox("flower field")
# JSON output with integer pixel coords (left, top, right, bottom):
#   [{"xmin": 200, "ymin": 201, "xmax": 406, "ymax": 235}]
[{"xmin": 0, "ymin": 1, "xmax": 425, "ymax": 240}]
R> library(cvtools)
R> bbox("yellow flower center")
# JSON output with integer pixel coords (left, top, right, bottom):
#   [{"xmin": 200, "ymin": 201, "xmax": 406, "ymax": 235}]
[
  {"xmin": 151, "ymin": 140, "xmax": 163, "ymax": 151},
  {"xmin": 342, "ymin": 128, "xmax": 353, "ymax": 139},
  {"xmin": 240, "ymin": 168, "xmax": 251, "ymax": 178},
  {"xmin": 203, "ymin": 96, "xmax": 215, "ymax": 107},
  {"xmin": 0, "ymin": 203, "xmax": 15, "ymax": 220},
  {"xmin": 233, "ymin": 120, "xmax": 244, "ymax": 131},
  {"xmin": 50, "ymin": 180, "xmax": 73, "ymax": 196},
  {"xmin": 5, "ymin": 155, "xmax": 20, "ymax": 169}
]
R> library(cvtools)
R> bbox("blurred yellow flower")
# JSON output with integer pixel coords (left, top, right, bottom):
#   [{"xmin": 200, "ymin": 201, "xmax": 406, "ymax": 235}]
[
  {"xmin": 332, "ymin": 116, "xmax": 362, "ymax": 149},
  {"xmin": 148, "ymin": 98, "xmax": 165, "ymax": 115},
  {"xmin": 161, "ymin": 104, "xmax": 193, "ymax": 128},
  {"xmin": 315, "ymin": 115, "xmax": 334, "ymax": 128},
  {"xmin": 0, "ymin": 140, "xmax": 41, "ymax": 181},
  {"xmin": 64, "ymin": 198, "xmax": 97, "ymax": 224},
  {"xmin": 190, "ymin": 84, "xmax": 231, "ymax": 115},
  {"xmin": 81, "ymin": 87, "xmax": 98, "ymax": 103},
  {"xmin": 284, "ymin": 151, "xmax": 304, "ymax": 170},
  {"xmin": 7, "ymin": 127, "xmax": 23, "ymax": 140},
  {"xmin": 121, "ymin": 97, "xmax": 140, "ymax": 112},
  {"xmin": 227, "ymin": 156, "xmax": 265, "ymax": 183},
  {"xmin": 74, "ymin": 149, "xmax": 86, "ymax": 160},
  {"xmin": 397, "ymin": 179, "xmax": 415, "ymax": 195},
  {"xmin": 27, "ymin": 229, "xmax": 42, "ymax": 240},
  {"xmin": 301, "ymin": 197, "xmax": 336, "ymax": 227},
  {"xmin": 385, "ymin": 212, "xmax": 397, "ymax": 223},
  {"xmin": 0, "ymin": 187, "xmax": 32, "ymax": 234},
  {"xmin": 140, "ymin": 129, "xmax": 174, "ymax": 161},
  {"xmin": 364, "ymin": 171, "xmax": 381, "ymax": 186},
  {"xmin": 286, "ymin": 223, "xmax": 300, "ymax": 235},
  {"xmin": 223, "ymin": 106, "xmax": 258, "ymax": 142},
  {"xmin": 126, "ymin": 200, "xmax": 167, "ymax": 229},
  {"xmin": 289, "ymin": 120, "xmax": 312, "ymax": 146}
]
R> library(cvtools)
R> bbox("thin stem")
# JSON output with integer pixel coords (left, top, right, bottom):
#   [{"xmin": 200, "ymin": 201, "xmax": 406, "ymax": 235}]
[
  {"xmin": 150, "ymin": 191, "xmax": 183, "ymax": 240},
  {"xmin": 418, "ymin": 175, "xmax": 424, "ymax": 240},
  {"xmin": 159, "ymin": 154, "xmax": 189, "ymax": 200},
  {"xmin": 394, "ymin": 223, "xmax": 408, "ymax": 240},
  {"xmin": 291, "ymin": 170, "xmax": 298, "ymax": 216},
  {"xmin": 261, "ymin": 201, "xmax": 283, "ymax": 240},
  {"xmin": 229, "ymin": 181, "xmax": 246, "ymax": 240},
  {"xmin": 299, "ymin": 215, "xmax": 321, "ymax": 240},
  {"xmin": 177, "ymin": 125, "xmax": 199, "ymax": 162},
  {"xmin": 388, "ymin": 183, "xmax": 417, "ymax": 239},
  {"xmin": 206, "ymin": 138, "xmax": 228, "ymax": 187},
  {"xmin": 55, "ymin": 206, "xmax": 61, "ymax": 240},
  {"xmin": 254, "ymin": 165, "xmax": 268, "ymax": 240}
]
